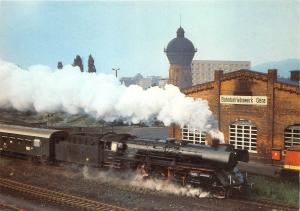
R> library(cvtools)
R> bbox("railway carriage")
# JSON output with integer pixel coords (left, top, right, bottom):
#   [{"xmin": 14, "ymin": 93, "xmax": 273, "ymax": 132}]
[{"xmin": 0, "ymin": 124, "xmax": 68, "ymax": 162}]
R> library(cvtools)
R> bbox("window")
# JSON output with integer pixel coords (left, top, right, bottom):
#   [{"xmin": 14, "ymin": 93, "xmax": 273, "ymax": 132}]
[
  {"xmin": 229, "ymin": 120, "xmax": 257, "ymax": 153},
  {"xmin": 17, "ymin": 138, "xmax": 23, "ymax": 145},
  {"xmin": 1, "ymin": 136, "xmax": 8, "ymax": 142},
  {"xmin": 9, "ymin": 137, "xmax": 15, "ymax": 144},
  {"xmin": 33, "ymin": 139, "xmax": 41, "ymax": 147},
  {"xmin": 25, "ymin": 139, "xmax": 31, "ymax": 146},
  {"xmin": 105, "ymin": 141, "xmax": 112, "ymax": 150},
  {"xmin": 182, "ymin": 125, "xmax": 206, "ymax": 145},
  {"xmin": 284, "ymin": 124, "xmax": 300, "ymax": 149}
]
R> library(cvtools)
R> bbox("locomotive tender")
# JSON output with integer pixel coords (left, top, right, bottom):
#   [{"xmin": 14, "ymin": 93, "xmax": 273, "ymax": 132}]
[{"xmin": 0, "ymin": 124, "xmax": 250, "ymax": 198}]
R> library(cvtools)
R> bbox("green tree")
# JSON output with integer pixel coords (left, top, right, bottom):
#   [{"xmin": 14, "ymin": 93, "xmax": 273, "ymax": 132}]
[
  {"xmin": 72, "ymin": 55, "xmax": 84, "ymax": 72},
  {"xmin": 57, "ymin": 61, "xmax": 63, "ymax": 69},
  {"xmin": 88, "ymin": 54, "xmax": 96, "ymax": 73}
]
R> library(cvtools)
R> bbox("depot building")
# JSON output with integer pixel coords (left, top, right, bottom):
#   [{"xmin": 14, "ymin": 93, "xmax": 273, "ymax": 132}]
[{"xmin": 168, "ymin": 69, "xmax": 300, "ymax": 163}]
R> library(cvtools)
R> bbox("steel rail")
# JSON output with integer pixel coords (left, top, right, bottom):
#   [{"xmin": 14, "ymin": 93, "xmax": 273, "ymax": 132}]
[
  {"xmin": 0, "ymin": 202, "xmax": 23, "ymax": 211},
  {"xmin": 0, "ymin": 178, "xmax": 131, "ymax": 211},
  {"xmin": 228, "ymin": 197, "xmax": 298, "ymax": 211}
]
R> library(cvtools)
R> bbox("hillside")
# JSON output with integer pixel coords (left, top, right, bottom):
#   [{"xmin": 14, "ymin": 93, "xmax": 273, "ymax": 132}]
[{"xmin": 253, "ymin": 58, "xmax": 300, "ymax": 77}]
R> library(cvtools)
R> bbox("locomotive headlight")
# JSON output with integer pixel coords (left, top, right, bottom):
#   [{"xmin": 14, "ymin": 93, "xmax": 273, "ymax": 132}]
[
  {"xmin": 111, "ymin": 142, "xmax": 118, "ymax": 152},
  {"xmin": 111, "ymin": 142, "xmax": 124, "ymax": 152}
]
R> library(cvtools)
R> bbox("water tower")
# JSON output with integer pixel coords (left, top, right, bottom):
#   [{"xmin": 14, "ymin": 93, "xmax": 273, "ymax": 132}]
[{"xmin": 164, "ymin": 27, "xmax": 197, "ymax": 88}]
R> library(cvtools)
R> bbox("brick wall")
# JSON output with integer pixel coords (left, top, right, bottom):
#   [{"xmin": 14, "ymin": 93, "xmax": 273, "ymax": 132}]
[
  {"xmin": 169, "ymin": 69, "xmax": 300, "ymax": 163},
  {"xmin": 273, "ymin": 89, "xmax": 300, "ymax": 149}
]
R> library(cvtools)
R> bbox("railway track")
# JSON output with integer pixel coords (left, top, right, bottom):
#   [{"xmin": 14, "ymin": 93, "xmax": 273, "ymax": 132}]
[
  {"xmin": 228, "ymin": 197, "xmax": 298, "ymax": 211},
  {"xmin": 0, "ymin": 203, "xmax": 23, "ymax": 211},
  {"xmin": 0, "ymin": 178, "xmax": 131, "ymax": 211}
]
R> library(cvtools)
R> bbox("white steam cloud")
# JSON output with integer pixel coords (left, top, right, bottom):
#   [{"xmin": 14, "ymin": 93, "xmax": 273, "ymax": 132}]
[
  {"xmin": 0, "ymin": 58, "xmax": 221, "ymax": 138},
  {"xmin": 82, "ymin": 167, "xmax": 210, "ymax": 198}
]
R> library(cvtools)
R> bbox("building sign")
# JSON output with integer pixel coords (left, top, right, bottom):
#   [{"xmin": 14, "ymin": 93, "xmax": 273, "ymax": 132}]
[{"xmin": 220, "ymin": 95, "xmax": 267, "ymax": 105}]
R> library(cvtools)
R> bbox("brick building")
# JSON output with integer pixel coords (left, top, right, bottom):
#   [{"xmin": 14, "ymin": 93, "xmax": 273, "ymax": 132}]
[{"xmin": 168, "ymin": 69, "xmax": 300, "ymax": 163}]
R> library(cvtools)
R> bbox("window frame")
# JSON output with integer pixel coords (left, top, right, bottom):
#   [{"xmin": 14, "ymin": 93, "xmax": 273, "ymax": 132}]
[
  {"xmin": 229, "ymin": 121, "xmax": 257, "ymax": 153},
  {"xmin": 181, "ymin": 125, "xmax": 206, "ymax": 145},
  {"xmin": 284, "ymin": 125, "xmax": 300, "ymax": 149}
]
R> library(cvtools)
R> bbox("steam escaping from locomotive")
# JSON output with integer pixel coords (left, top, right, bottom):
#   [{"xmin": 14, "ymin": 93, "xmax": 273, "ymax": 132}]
[
  {"xmin": 82, "ymin": 167, "xmax": 210, "ymax": 198},
  {"xmin": 0, "ymin": 58, "xmax": 221, "ymax": 140}
]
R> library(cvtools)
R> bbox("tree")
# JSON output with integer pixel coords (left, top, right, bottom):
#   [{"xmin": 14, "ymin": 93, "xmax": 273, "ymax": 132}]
[
  {"xmin": 88, "ymin": 54, "xmax": 96, "ymax": 73},
  {"xmin": 72, "ymin": 55, "xmax": 84, "ymax": 72},
  {"xmin": 57, "ymin": 61, "xmax": 63, "ymax": 69}
]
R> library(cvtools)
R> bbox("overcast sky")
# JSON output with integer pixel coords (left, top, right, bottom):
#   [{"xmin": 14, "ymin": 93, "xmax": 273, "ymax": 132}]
[{"xmin": 0, "ymin": 0, "xmax": 299, "ymax": 77}]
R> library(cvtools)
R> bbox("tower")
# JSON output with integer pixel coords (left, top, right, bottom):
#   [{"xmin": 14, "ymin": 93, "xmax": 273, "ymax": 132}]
[{"xmin": 164, "ymin": 27, "xmax": 197, "ymax": 88}]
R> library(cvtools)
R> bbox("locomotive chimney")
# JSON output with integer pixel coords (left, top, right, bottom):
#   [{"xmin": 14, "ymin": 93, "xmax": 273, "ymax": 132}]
[{"xmin": 211, "ymin": 138, "xmax": 220, "ymax": 148}]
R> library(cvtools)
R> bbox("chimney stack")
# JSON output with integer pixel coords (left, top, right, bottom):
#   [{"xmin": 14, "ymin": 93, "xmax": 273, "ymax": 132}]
[
  {"xmin": 214, "ymin": 70, "xmax": 224, "ymax": 82},
  {"xmin": 290, "ymin": 70, "xmax": 300, "ymax": 82},
  {"xmin": 267, "ymin": 69, "xmax": 277, "ymax": 82}
]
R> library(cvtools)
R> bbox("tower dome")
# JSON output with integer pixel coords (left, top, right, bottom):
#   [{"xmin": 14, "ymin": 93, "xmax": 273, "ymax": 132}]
[{"xmin": 165, "ymin": 27, "xmax": 197, "ymax": 66}]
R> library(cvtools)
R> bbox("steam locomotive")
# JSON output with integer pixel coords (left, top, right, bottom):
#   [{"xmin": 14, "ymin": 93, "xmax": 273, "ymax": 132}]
[{"xmin": 0, "ymin": 124, "xmax": 250, "ymax": 198}]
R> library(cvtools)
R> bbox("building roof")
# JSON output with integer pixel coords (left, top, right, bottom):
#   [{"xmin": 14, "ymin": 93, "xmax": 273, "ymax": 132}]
[
  {"xmin": 0, "ymin": 124, "xmax": 68, "ymax": 139},
  {"xmin": 277, "ymin": 77, "xmax": 300, "ymax": 86},
  {"xmin": 165, "ymin": 27, "xmax": 196, "ymax": 53},
  {"xmin": 183, "ymin": 69, "xmax": 300, "ymax": 95},
  {"xmin": 192, "ymin": 60, "xmax": 251, "ymax": 65},
  {"xmin": 165, "ymin": 27, "xmax": 196, "ymax": 65}
]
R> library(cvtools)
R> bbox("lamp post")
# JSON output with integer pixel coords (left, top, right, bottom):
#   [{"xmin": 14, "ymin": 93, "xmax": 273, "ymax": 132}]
[{"xmin": 112, "ymin": 68, "xmax": 120, "ymax": 78}]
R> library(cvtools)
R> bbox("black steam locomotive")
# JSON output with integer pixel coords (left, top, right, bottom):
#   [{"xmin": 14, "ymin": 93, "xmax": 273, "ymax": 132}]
[{"xmin": 0, "ymin": 124, "xmax": 250, "ymax": 198}]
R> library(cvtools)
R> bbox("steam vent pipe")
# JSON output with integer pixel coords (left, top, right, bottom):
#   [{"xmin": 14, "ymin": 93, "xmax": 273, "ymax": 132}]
[{"xmin": 164, "ymin": 27, "xmax": 197, "ymax": 88}]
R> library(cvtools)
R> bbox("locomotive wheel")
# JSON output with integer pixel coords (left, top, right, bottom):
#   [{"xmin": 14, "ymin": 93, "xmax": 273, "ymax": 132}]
[
  {"xmin": 212, "ymin": 186, "xmax": 231, "ymax": 199},
  {"xmin": 210, "ymin": 175, "xmax": 231, "ymax": 199},
  {"xmin": 136, "ymin": 164, "xmax": 150, "ymax": 180}
]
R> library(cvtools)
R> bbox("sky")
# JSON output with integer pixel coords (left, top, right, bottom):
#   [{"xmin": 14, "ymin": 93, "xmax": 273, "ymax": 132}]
[{"xmin": 0, "ymin": 0, "xmax": 299, "ymax": 77}]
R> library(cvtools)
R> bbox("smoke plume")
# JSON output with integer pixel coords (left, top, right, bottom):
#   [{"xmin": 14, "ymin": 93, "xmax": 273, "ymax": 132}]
[{"xmin": 0, "ymin": 58, "xmax": 221, "ymax": 138}]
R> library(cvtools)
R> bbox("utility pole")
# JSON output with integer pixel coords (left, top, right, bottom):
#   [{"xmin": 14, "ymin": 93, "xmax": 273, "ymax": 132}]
[{"xmin": 112, "ymin": 68, "xmax": 120, "ymax": 78}]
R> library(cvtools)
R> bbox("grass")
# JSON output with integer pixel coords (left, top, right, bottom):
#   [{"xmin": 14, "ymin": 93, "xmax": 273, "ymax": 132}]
[{"xmin": 248, "ymin": 174, "xmax": 299, "ymax": 207}]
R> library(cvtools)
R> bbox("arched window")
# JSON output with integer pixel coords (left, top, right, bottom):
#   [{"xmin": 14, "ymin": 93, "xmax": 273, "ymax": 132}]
[
  {"xmin": 182, "ymin": 125, "xmax": 206, "ymax": 145},
  {"xmin": 229, "ymin": 120, "xmax": 257, "ymax": 153},
  {"xmin": 284, "ymin": 124, "xmax": 300, "ymax": 149}
]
